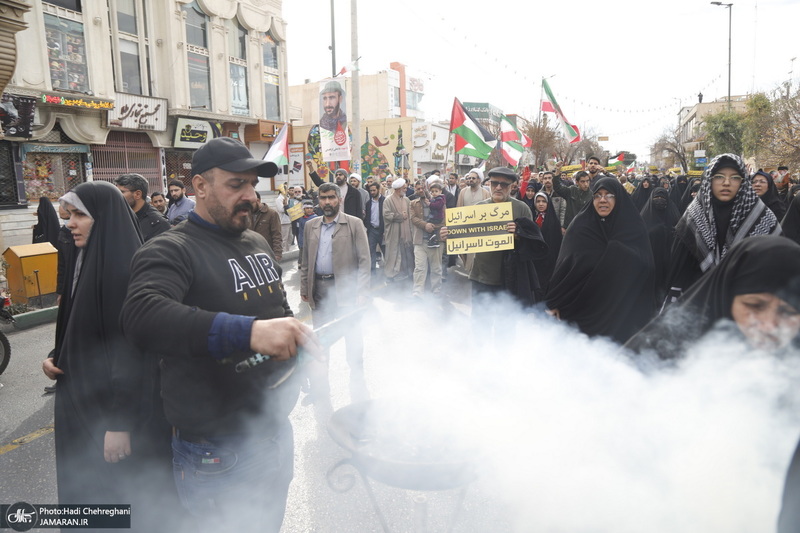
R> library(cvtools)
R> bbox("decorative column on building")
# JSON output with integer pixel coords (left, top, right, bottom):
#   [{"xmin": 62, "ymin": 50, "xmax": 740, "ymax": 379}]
[{"xmin": 0, "ymin": 0, "xmax": 30, "ymax": 138}]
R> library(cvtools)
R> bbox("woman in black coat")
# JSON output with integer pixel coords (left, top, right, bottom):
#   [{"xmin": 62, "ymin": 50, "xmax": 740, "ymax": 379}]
[{"xmin": 546, "ymin": 177, "xmax": 656, "ymax": 344}]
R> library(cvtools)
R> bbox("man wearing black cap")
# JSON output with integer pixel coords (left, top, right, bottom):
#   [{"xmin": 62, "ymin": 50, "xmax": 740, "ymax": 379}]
[
  {"xmin": 121, "ymin": 136, "xmax": 318, "ymax": 533},
  {"xmin": 441, "ymin": 166, "xmax": 544, "ymax": 308}
]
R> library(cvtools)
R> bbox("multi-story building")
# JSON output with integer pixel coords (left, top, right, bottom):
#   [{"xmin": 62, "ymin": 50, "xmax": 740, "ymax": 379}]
[
  {"xmin": 1, "ymin": 0, "xmax": 290, "ymax": 247},
  {"xmin": 649, "ymin": 95, "xmax": 749, "ymax": 171}
]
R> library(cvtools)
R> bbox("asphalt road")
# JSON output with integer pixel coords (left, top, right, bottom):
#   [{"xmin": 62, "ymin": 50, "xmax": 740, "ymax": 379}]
[{"xmin": 0, "ymin": 250, "xmax": 513, "ymax": 532}]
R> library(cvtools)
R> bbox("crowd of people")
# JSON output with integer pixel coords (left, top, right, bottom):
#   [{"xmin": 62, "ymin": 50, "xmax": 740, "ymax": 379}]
[{"xmin": 29, "ymin": 139, "xmax": 800, "ymax": 531}]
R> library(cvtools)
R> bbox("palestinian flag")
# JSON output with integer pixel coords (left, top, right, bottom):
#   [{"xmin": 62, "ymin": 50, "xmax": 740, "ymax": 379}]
[
  {"xmin": 450, "ymin": 98, "xmax": 497, "ymax": 160},
  {"xmin": 263, "ymin": 122, "xmax": 290, "ymax": 167},
  {"xmin": 608, "ymin": 152, "xmax": 625, "ymax": 166},
  {"xmin": 500, "ymin": 114, "xmax": 526, "ymax": 167},
  {"xmin": 541, "ymin": 79, "xmax": 581, "ymax": 144}
]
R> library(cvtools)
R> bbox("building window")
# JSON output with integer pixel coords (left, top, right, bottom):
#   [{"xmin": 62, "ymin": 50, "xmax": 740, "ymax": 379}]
[
  {"xmin": 108, "ymin": 0, "xmax": 150, "ymax": 95},
  {"xmin": 226, "ymin": 18, "xmax": 248, "ymax": 116},
  {"xmin": 406, "ymin": 91, "xmax": 423, "ymax": 111},
  {"xmin": 182, "ymin": 2, "xmax": 211, "ymax": 109},
  {"xmin": 119, "ymin": 39, "xmax": 142, "ymax": 94},
  {"xmin": 116, "ymin": 0, "xmax": 137, "ymax": 34},
  {"xmin": 183, "ymin": 1, "xmax": 208, "ymax": 48},
  {"xmin": 44, "ymin": 14, "xmax": 89, "ymax": 93},
  {"xmin": 188, "ymin": 52, "xmax": 211, "ymax": 110},
  {"xmin": 44, "ymin": 0, "xmax": 81, "ymax": 11},
  {"xmin": 262, "ymin": 32, "xmax": 280, "ymax": 121}
]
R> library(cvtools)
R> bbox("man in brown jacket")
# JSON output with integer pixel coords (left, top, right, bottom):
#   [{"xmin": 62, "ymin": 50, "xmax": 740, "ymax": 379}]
[
  {"xmin": 252, "ymin": 191, "xmax": 283, "ymax": 261},
  {"xmin": 300, "ymin": 183, "xmax": 371, "ymax": 407}
]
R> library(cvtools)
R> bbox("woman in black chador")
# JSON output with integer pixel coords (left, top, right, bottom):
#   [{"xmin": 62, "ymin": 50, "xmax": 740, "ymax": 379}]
[
  {"xmin": 546, "ymin": 176, "xmax": 656, "ymax": 344},
  {"xmin": 665, "ymin": 153, "xmax": 780, "ymax": 302},
  {"xmin": 41, "ymin": 181, "xmax": 170, "ymax": 520},
  {"xmin": 631, "ymin": 175, "xmax": 658, "ymax": 212},
  {"xmin": 751, "ymin": 169, "xmax": 787, "ymax": 220},
  {"xmin": 640, "ymin": 187, "xmax": 680, "ymax": 303},
  {"xmin": 531, "ymin": 191, "xmax": 563, "ymax": 293},
  {"xmin": 32, "ymin": 195, "xmax": 59, "ymax": 247},
  {"xmin": 626, "ymin": 235, "xmax": 800, "ymax": 360}
]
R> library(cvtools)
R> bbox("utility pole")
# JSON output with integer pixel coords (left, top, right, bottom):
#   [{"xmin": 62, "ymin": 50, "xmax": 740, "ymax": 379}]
[
  {"xmin": 711, "ymin": 2, "xmax": 733, "ymax": 111},
  {"xmin": 350, "ymin": 0, "xmax": 360, "ymax": 176},
  {"xmin": 329, "ymin": 0, "xmax": 336, "ymax": 78}
]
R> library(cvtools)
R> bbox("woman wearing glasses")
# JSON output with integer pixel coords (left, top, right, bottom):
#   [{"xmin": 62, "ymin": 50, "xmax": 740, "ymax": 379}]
[
  {"xmin": 665, "ymin": 154, "xmax": 780, "ymax": 303},
  {"xmin": 546, "ymin": 176, "xmax": 656, "ymax": 344}
]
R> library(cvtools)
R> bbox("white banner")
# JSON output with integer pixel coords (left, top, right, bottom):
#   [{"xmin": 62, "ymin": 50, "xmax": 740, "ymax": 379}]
[{"xmin": 318, "ymin": 79, "xmax": 350, "ymax": 162}]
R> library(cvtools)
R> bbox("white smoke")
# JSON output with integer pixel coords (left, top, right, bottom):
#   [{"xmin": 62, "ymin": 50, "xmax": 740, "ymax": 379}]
[{"xmin": 335, "ymin": 293, "xmax": 800, "ymax": 533}]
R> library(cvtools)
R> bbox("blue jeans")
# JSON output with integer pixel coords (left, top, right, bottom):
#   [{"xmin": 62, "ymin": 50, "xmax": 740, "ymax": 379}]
[{"xmin": 171, "ymin": 421, "xmax": 294, "ymax": 533}]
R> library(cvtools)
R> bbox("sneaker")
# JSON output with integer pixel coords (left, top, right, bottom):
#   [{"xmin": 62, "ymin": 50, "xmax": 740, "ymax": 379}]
[{"xmin": 427, "ymin": 234, "xmax": 440, "ymax": 248}]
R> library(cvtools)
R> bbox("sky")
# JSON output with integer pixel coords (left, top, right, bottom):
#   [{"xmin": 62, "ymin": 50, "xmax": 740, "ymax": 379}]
[{"xmin": 283, "ymin": 0, "xmax": 800, "ymax": 164}]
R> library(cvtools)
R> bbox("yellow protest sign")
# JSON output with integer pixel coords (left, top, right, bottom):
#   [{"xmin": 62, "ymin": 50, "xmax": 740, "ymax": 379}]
[
  {"xmin": 445, "ymin": 202, "xmax": 514, "ymax": 255},
  {"xmin": 287, "ymin": 202, "xmax": 305, "ymax": 221}
]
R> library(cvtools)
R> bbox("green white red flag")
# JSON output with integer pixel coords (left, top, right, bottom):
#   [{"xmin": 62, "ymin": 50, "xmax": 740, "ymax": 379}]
[
  {"xmin": 500, "ymin": 114, "xmax": 530, "ymax": 167},
  {"xmin": 263, "ymin": 122, "xmax": 289, "ymax": 167},
  {"xmin": 541, "ymin": 79, "xmax": 581, "ymax": 144},
  {"xmin": 449, "ymin": 98, "xmax": 497, "ymax": 160}
]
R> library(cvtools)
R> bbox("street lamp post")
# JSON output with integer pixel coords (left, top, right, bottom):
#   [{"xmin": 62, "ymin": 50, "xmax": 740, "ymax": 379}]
[{"xmin": 711, "ymin": 2, "xmax": 733, "ymax": 111}]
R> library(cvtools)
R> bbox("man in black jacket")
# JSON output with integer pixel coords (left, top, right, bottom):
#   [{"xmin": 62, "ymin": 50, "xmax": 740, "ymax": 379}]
[
  {"xmin": 121, "ymin": 137, "xmax": 318, "ymax": 533},
  {"xmin": 113, "ymin": 173, "xmax": 170, "ymax": 241},
  {"xmin": 363, "ymin": 181, "xmax": 385, "ymax": 270},
  {"xmin": 334, "ymin": 168, "xmax": 364, "ymax": 219}
]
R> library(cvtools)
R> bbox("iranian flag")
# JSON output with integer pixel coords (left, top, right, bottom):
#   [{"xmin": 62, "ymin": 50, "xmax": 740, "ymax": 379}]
[
  {"xmin": 450, "ymin": 98, "xmax": 497, "ymax": 160},
  {"xmin": 608, "ymin": 152, "xmax": 625, "ymax": 167},
  {"xmin": 541, "ymin": 79, "xmax": 581, "ymax": 144},
  {"xmin": 263, "ymin": 122, "xmax": 289, "ymax": 167},
  {"xmin": 500, "ymin": 114, "xmax": 528, "ymax": 167}
]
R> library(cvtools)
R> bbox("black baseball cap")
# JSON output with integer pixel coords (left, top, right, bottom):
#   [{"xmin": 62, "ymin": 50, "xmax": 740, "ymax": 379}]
[{"xmin": 192, "ymin": 137, "xmax": 279, "ymax": 178}]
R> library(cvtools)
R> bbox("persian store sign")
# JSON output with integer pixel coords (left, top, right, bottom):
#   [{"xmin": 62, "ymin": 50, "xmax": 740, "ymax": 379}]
[
  {"xmin": 41, "ymin": 94, "xmax": 114, "ymax": 110},
  {"xmin": 107, "ymin": 93, "xmax": 167, "ymax": 131},
  {"xmin": 173, "ymin": 117, "xmax": 222, "ymax": 149}
]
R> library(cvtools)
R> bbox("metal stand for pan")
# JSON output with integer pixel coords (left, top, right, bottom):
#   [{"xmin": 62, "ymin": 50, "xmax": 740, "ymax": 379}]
[{"xmin": 327, "ymin": 400, "xmax": 476, "ymax": 533}]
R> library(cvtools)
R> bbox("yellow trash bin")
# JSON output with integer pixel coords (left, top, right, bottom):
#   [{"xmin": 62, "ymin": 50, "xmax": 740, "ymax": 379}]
[{"xmin": 2, "ymin": 243, "xmax": 58, "ymax": 304}]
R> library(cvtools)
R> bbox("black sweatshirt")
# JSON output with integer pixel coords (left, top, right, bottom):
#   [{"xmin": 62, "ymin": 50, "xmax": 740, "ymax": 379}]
[{"xmin": 121, "ymin": 216, "xmax": 298, "ymax": 436}]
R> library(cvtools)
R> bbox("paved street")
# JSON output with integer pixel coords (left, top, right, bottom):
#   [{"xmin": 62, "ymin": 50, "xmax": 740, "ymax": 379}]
[{"xmin": 0, "ymin": 251, "xmax": 515, "ymax": 532}]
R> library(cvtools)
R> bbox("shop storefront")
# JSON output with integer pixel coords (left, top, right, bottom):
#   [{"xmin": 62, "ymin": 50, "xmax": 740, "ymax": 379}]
[
  {"xmin": 90, "ymin": 93, "xmax": 168, "ymax": 194},
  {"xmin": 165, "ymin": 118, "xmax": 248, "ymax": 194}
]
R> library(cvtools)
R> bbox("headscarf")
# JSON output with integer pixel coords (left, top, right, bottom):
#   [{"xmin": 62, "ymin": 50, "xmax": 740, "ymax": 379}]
[
  {"xmin": 33, "ymin": 196, "xmax": 60, "ymax": 247},
  {"xmin": 625, "ymin": 235, "xmax": 800, "ymax": 359},
  {"xmin": 532, "ymin": 191, "xmax": 563, "ymax": 291},
  {"xmin": 669, "ymin": 175, "xmax": 689, "ymax": 209},
  {"xmin": 631, "ymin": 176, "xmax": 658, "ymax": 211},
  {"xmin": 674, "ymin": 153, "xmax": 780, "ymax": 274},
  {"xmin": 753, "ymin": 170, "xmax": 787, "ymax": 220},
  {"xmin": 679, "ymin": 178, "xmax": 702, "ymax": 214},
  {"xmin": 546, "ymin": 177, "xmax": 656, "ymax": 344}
]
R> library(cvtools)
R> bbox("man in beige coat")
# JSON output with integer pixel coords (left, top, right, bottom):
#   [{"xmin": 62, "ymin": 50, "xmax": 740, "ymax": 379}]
[{"xmin": 300, "ymin": 183, "xmax": 371, "ymax": 406}]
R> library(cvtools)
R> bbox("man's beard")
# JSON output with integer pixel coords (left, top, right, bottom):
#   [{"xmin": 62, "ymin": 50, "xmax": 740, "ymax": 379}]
[
  {"xmin": 322, "ymin": 203, "xmax": 339, "ymax": 218},
  {"xmin": 209, "ymin": 201, "xmax": 255, "ymax": 233}
]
